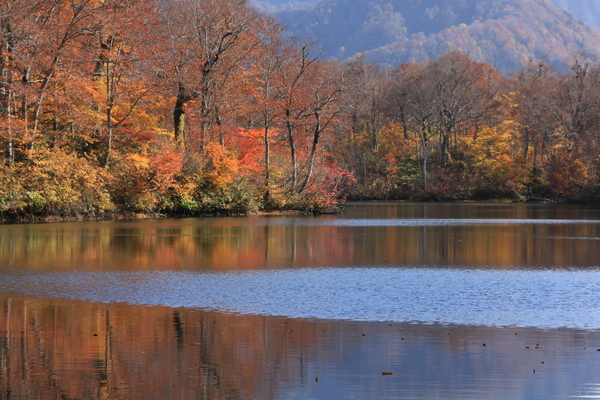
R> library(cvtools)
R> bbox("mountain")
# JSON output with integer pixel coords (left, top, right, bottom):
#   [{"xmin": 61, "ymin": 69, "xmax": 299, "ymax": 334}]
[{"xmin": 255, "ymin": 0, "xmax": 600, "ymax": 73}]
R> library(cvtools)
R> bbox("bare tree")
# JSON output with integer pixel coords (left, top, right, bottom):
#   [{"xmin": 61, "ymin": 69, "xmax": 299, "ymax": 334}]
[
  {"xmin": 426, "ymin": 52, "xmax": 502, "ymax": 166},
  {"xmin": 277, "ymin": 39, "xmax": 319, "ymax": 192},
  {"xmin": 158, "ymin": 0, "xmax": 262, "ymax": 150},
  {"xmin": 298, "ymin": 60, "xmax": 346, "ymax": 194}
]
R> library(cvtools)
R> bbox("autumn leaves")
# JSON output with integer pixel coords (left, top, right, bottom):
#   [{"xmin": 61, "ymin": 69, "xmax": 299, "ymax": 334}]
[
  {"xmin": 346, "ymin": 52, "xmax": 600, "ymax": 202},
  {"xmin": 0, "ymin": 0, "xmax": 352, "ymax": 218},
  {"xmin": 0, "ymin": 0, "xmax": 599, "ymax": 220}
]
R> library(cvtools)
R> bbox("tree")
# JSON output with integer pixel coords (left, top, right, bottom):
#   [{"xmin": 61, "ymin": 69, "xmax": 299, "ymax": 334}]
[
  {"xmin": 278, "ymin": 39, "xmax": 319, "ymax": 193},
  {"xmin": 0, "ymin": 0, "xmax": 27, "ymax": 166},
  {"xmin": 298, "ymin": 60, "xmax": 346, "ymax": 194},
  {"xmin": 243, "ymin": 28, "xmax": 285, "ymax": 203},
  {"xmin": 388, "ymin": 62, "xmax": 436, "ymax": 191},
  {"xmin": 510, "ymin": 61, "xmax": 560, "ymax": 191},
  {"xmin": 426, "ymin": 52, "xmax": 502, "ymax": 166},
  {"xmin": 23, "ymin": 0, "xmax": 130, "ymax": 142},
  {"xmin": 158, "ymin": 0, "xmax": 262, "ymax": 150},
  {"xmin": 92, "ymin": 0, "xmax": 160, "ymax": 166},
  {"xmin": 341, "ymin": 58, "xmax": 393, "ymax": 194},
  {"xmin": 550, "ymin": 57, "xmax": 600, "ymax": 199}
]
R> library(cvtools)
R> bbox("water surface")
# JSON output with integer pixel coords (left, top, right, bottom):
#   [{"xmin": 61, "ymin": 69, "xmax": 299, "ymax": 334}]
[{"xmin": 2, "ymin": 202, "xmax": 600, "ymax": 399}]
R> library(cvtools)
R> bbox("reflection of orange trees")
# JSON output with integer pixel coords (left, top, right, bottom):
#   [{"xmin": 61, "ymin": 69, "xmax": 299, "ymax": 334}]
[
  {"xmin": 0, "ymin": 296, "xmax": 376, "ymax": 399},
  {"xmin": 1, "ymin": 295, "xmax": 594, "ymax": 399},
  {"xmin": 0, "ymin": 216, "xmax": 599, "ymax": 270},
  {"xmin": 0, "ymin": 297, "xmax": 330, "ymax": 399}
]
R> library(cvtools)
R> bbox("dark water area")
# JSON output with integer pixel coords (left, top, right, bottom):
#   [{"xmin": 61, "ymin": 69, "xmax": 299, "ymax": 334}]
[{"xmin": 2, "ymin": 202, "xmax": 600, "ymax": 399}]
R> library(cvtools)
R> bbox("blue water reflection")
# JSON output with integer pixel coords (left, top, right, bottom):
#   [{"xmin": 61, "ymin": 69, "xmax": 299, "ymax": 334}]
[{"xmin": 4, "ymin": 267, "xmax": 600, "ymax": 329}]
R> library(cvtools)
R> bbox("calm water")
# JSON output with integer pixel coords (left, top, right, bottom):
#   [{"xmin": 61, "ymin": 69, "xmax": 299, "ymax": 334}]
[{"xmin": 2, "ymin": 202, "xmax": 600, "ymax": 399}]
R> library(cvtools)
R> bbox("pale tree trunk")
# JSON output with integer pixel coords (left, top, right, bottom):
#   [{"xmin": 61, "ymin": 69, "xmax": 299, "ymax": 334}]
[
  {"xmin": 298, "ymin": 113, "xmax": 321, "ymax": 194},
  {"xmin": 103, "ymin": 102, "xmax": 114, "ymax": 167},
  {"xmin": 1, "ymin": 18, "xmax": 14, "ymax": 166},
  {"xmin": 6, "ymin": 99, "xmax": 14, "ymax": 167},
  {"xmin": 421, "ymin": 125, "xmax": 429, "ymax": 192},
  {"xmin": 264, "ymin": 117, "xmax": 271, "ymax": 203}
]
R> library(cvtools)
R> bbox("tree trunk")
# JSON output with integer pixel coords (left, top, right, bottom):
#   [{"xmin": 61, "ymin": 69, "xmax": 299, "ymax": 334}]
[
  {"xmin": 174, "ymin": 96, "xmax": 186, "ymax": 148},
  {"xmin": 102, "ymin": 103, "xmax": 114, "ymax": 167},
  {"xmin": 420, "ymin": 122, "xmax": 429, "ymax": 192},
  {"xmin": 440, "ymin": 124, "xmax": 451, "ymax": 166},
  {"xmin": 6, "ymin": 108, "xmax": 14, "ymax": 167},
  {"xmin": 264, "ymin": 120, "xmax": 271, "ymax": 204},
  {"xmin": 1, "ymin": 19, "xmax": 14, "ymax": 166},
  {"xmin": 215, "ymin": 106, "xmax": 225, "ymax": 148},
  {"xmin": 299, "ymin": 113, "xmax": 321, "ymax": 194},
  {"xmin": 285, "ymin": 112, "xmax": 298, "ymax": 192},
  {"xmin": 399, "ymin": 107, "xmax": 409, "ymax": 140},
  {"xmin": 174, "ymin": 82, "xmax": 192, "ymax": 148}
]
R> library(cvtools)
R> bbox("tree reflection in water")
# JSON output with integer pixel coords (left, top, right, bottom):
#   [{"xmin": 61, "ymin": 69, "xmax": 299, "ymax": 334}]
[{"xmin": 2, "ymin": 295, "xmax": 600, "ymax": 399}]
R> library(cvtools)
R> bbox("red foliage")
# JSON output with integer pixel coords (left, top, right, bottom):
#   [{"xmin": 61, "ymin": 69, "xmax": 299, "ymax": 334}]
[{"xmin": 233, "ymin": 128, "xmax": 266, "ymax": 177}]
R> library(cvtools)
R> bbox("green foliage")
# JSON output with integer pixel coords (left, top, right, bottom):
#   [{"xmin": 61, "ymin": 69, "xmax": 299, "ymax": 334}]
[
  {"xmin": 0, "ymin": 172, "xmax": 27, "ymax": 214},
  {"xmin": 393, "ymin": 162, "xmax": 423, "ymax": 198},
  {"xmin": 195, "ymin": 180, "xmax": 258, "ymax": 215}
]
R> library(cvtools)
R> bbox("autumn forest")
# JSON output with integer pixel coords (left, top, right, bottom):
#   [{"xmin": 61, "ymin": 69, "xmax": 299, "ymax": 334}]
[{"xmin": 2, "ymin": 0, "xmax": 600, "ymax": 221}]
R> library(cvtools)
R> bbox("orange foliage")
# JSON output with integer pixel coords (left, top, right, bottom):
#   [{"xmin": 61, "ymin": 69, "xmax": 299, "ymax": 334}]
[
  {"xmin": 547, "ymin": 153, "xmax": 589, "ymax": 199},
  {"xmin": 149, "ymin": 142, "xmax": 184, "ymax": 194},
  {"xmin": 5, "ymin": 0, "xmax": 600, "ymax": 217},
  {"xmin": 205, "ymin": 142, "xmax": 240, "ymax": 187}
]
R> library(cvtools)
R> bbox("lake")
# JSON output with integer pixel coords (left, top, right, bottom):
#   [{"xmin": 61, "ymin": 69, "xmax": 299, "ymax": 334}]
[{"xmin": 2, "ymin": 202, "xmax": 600, "ymax": 399}]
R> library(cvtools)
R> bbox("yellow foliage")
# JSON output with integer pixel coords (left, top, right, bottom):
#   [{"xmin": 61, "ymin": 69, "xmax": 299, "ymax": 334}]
[
  {"xmin": 205, "ymin": 142, "xmax": 240, "ymax": 187},
  {"xmin": 464, "ymin": 124, "xmax": 528, "ymax": 193},
  {"xmin": 127, "ymin": 153, "xmax": 151, "ymax": 170},
  {"xmin": 5, "ymin": 149, "xmax": 116, "ymax": 215},
  {"xmin": 467, "ymin": 124, "xmax": 516, "ymax": 166}
]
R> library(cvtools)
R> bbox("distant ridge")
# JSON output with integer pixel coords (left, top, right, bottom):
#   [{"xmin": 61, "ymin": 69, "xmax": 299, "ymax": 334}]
[{"xmin": 255, "ymin": 0, "xmax": 600, "ymax": 73}]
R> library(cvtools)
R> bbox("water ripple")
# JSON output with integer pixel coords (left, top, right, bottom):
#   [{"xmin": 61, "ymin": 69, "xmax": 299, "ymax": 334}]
[{"xmin": 3, "ymin": 267, "xmax": 600, "ymax": 330}]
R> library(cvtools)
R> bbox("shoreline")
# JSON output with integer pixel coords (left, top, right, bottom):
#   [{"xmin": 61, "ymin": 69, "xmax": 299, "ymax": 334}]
[
  {"xmin": 0, "ymin": 208, "xmax": 338, "ymax": 225},
  {"xmin": 0, "ymin": 197, "xmax": 584, "ymax": 225}
]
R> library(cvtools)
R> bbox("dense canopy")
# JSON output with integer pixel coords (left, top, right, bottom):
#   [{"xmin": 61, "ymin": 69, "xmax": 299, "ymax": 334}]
[{"xmin": 2, "ymin": 0, "xmax": 600, "ymax": 221}]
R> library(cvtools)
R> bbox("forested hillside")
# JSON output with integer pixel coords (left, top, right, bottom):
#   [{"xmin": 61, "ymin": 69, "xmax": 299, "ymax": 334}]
[
  {"xmin": 2, "ymin": 0, "xmax": 600, "ymax": 222},
  {"xmin": 272, "ymin": 0, "xmax": 600, "ymax": 72}
]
